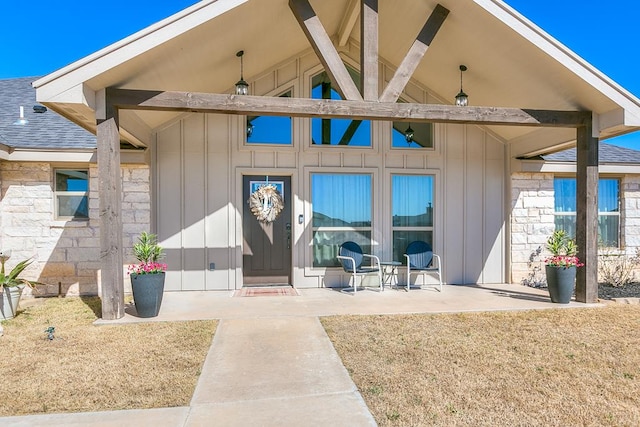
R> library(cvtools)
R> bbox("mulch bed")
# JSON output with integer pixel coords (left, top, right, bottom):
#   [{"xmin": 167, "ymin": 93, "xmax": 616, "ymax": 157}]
[{"xmin": 598, "ymin": 282, "xmax": 640, "ymax": 300}]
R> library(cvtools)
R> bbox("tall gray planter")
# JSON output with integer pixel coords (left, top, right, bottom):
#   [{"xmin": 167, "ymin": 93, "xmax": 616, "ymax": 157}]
[
  {"xmin": 545, "ymin": 265, "xmax": 576, "ymax": 304},
  {"xmin": 0, "ymin": 285, "xmax": 25, "ymax": 320},
  {"xmin": 130, "ymin": 273, "xmax": 165, "ymax": 318}
]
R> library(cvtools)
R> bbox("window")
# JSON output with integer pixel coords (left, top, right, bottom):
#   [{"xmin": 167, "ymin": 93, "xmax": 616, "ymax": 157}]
[
  {"xmin": 554, "ymin": 177, "xmax": 620, "ymax": 246},
  {"xmin": 312, "ymin": 174, "xmax": 372, "ymax": 267},
  {"xmin": 311, "ymin": 70, "xmax": 371, "ymax": 146},
  {"xmin": 392, "ymin": 99, "xmax": 434, "ymax": 149},
  {"xmin": 392, "ymin": 121, "xmax": 434, "ymax": 149},
  {"xmin": 246, "ymin": 90, "xmax": 292, "ymax": 145},
  {"xmin": 392, "ymin": 175, "xmax": 434, "ymax": 262},
  {"xmin": 55, "ymin": 169, "xmax": 89, "ymax": 220}
]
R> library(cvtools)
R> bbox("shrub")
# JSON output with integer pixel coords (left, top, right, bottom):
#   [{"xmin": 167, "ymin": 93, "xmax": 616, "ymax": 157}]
[{"xmin": 598, "ymin": 247, "xmax": 640, "ymax": 287}]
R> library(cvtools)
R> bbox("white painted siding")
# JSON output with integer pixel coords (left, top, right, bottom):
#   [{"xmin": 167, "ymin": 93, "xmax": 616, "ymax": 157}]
[{"xmin": 154, "ymin": 49, "xmax": 507, "ymax": 290}]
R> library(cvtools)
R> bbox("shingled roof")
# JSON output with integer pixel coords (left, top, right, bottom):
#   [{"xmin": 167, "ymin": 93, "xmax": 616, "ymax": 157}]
[
  {"xmin": 0, "ymin": 77, "xmax": 95, "ymax": 150},
  {"xmin": 541, "ymin": 142, "xmax": 640, "ymax": 164}
]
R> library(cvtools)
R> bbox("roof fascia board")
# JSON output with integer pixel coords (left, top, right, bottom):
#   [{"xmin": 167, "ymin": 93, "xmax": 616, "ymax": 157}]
[
  {"xmin": 476, "ymin": 0, "xmax": 640, "ymax": 124},
  {"xmin": 516, "ymin": 160, "xmax": 640, "ymax": 174},
  {"xmin": 0, "ymin": 149, "xmax": 95, "ymax": 163},
  {"xmin": 37, "ymin": 83, "xmax": 96, "ymax": 110},
  {"xmin": 33, "ymin": 0, "xmax": 248, "ymax": 98},
  {"xmin": 0, "ymin": 149, "xmax": 147, "ymax": 164}
]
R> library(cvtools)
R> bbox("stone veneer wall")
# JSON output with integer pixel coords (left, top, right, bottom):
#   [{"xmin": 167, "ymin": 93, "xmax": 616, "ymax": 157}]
[
  {"xmin": 0, "ymin": 161, "xmax": 151, "ymax": 296},
  {"xmin": 511, "ymin": 172, "xmax": 640, "ymax": 285},
  {"xmin": 621, "ymin": 176, "xmax": 640, "ymax": 250},
  {"xmin": 510, "ymin": 172, "xmax": 555, "ymax": 284}
]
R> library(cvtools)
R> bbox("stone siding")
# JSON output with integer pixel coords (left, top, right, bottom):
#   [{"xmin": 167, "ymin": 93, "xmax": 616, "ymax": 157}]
[
  {"xmin": 510, "ymin": 173, "xmax": 555, "ymax": 284},
  {"xmin": 0, "ymin": 161, "xmax": 150, "ymax": 296},
  {"xmin": 511, "ymin": 172, "xmax": 640, "ymax": 285}
]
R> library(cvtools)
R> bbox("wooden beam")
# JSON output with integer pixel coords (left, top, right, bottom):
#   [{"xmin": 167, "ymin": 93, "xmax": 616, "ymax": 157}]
[
  {"xmin": 96, "ymin": 112, "xmax": 125, "ymax": 320},
  {"xmin": 106, "ymin": 88, "xmax": 591, "ymax": 128},
  {"xmin": 289, "ymin": 0, "xmax": 362, "ymax": 101},
  {"xmin": 575, "ymin": 117, "xmax": 599, "ymax": 303},
  {"xmin": 361, "ymin": 0, "xmax": 378, "ymax": 101},
  {"xmin": 380, "ymin": 4, "xmax": 449, "ymax": 103},
  {"xmin": 338, "ymin": 0, "xmax": 360, "ymax": 47}
]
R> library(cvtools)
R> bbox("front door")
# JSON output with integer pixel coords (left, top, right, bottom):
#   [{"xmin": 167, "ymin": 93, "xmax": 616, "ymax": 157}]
[{"xmin": 242, "ymin": 175, "xmax": 292, "ymax": 286}]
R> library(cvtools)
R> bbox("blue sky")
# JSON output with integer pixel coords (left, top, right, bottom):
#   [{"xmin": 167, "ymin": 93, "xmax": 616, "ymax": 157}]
[{"xmin": 1, "ymin": 0, "xmax": 638, "ymax": 148}]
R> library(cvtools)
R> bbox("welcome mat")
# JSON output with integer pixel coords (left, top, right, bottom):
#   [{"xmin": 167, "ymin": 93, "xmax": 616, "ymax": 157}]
[{"xmin": 233, "ymin": 286, "xmax": 299, "ymax": 297}]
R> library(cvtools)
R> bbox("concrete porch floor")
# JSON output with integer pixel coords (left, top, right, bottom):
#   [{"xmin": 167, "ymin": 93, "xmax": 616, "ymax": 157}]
[{"xmin": 97, "ymin": 283, "xmax": 600, "ymax": 325}]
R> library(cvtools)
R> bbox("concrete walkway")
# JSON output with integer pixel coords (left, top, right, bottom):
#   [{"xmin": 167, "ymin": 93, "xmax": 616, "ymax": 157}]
[{"xmin": 0, "ymin": 284, "xmax": 599, "ymax": 426}]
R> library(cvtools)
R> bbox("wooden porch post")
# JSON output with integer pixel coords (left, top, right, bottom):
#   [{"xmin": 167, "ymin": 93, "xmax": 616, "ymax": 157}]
[
  {"xmin": 96, "ymin": 98, "xmax": 125, "ymax": 320},
  {"xmin": 575, "ymin": 114, "xmax": 599, "ymax": 303}
]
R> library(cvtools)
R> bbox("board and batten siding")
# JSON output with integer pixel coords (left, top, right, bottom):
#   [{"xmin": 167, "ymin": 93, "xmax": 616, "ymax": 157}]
[
  {"xmin": 153, "ymin": 49, "xmax": 507, "ymax": 290},
  {"xmin": 156, "ymin": 113, "xmax": 233, "ymax": 290}
]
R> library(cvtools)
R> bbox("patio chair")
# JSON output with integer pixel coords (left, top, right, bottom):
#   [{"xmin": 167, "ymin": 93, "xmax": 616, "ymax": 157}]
[
  {"xmin": 404, "ymin": 241, "xmax": 442, "ymax": 292},
  {"xmin": 337, "ymin": 241, "xmax": 382, "ymax": 293}
]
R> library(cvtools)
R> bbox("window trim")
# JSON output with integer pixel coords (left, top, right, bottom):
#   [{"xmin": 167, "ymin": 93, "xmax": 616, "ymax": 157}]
[
  {"xmin": 553, "ymin": 176, "xmax": 621, "ymax": 247},
  {"xmin": 54, "ymin": 168, "xmax": 90, "ymax": 221},
  {"xmin": 304, "ymin": 167, "xmax": 379, "ymax": 274},
  {"xmin": 310, "ymin": 172, "xmax": 374, "ymax": 268},
  {"xmin": 390, "ymin": 173, "xmax": 436, "ymax": 263}
]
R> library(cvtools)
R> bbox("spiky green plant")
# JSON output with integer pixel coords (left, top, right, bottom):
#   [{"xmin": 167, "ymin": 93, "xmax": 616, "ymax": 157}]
[
  {"xmin": 133, "ymin": 232, "xmax": 165, "ymax": 264},
  {"xmin": 546, "ymin": 230, "xmax": 577, "ymax": 256},
  {"xmin": 0, "ymin": 258, "xmax": 37, "ymax": 288}
]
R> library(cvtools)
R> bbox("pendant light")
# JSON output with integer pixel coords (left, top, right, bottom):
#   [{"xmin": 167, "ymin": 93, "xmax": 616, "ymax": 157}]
[
  {"xmin": 404, "ymin": 124, "xmax": 414, "ymax": 145},
  {"xmin": 455, "ymin": 65, "xmax": 468, "ymax": 107},
  {"xmin": 235, "ymin": 50, "xmax": 249, "ymax": 95}
]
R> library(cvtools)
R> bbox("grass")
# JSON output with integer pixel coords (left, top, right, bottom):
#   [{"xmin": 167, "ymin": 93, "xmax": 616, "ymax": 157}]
[
  {"xmin": 0, "ymin": 297, "xmax": 217, "ymax": 416},
  {"xmin": 322, "ymin": 305, "xmax": 640, "ymax": 427}
]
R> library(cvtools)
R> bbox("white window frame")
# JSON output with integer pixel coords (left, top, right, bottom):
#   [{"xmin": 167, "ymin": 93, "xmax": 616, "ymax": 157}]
[{"xmin": 54, "ymin": 169, "xmax": 89, "ymax": 221}]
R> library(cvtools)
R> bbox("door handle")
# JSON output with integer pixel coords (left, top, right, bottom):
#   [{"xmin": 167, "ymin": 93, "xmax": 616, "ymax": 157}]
[{"xmin": 286, "ymin": 223, "xmax": 291, "ymax": 249}]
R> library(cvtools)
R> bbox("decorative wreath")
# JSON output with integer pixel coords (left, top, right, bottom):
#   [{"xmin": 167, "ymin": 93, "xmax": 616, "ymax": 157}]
[{"xmin": 249, "ymin": 184, "xmax": 284, "ymax": 223}]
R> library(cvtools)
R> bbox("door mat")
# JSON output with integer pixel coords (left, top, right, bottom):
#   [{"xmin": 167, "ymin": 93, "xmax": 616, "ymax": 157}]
[{"xmin": 233, "ymin": 287, "xmax": 299, "ymax": 297}]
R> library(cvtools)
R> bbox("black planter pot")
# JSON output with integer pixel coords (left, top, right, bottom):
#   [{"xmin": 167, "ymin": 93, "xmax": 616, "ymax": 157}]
[
  {"xmin": 545, "ymin": 265, "xmax": 576, "ymax": 304},
  {"xmin": 130, "ymin": 272, "xmax": 165, "ymax": 317}
]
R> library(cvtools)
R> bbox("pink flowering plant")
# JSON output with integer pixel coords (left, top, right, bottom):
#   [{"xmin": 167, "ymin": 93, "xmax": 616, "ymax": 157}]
[
  {"xmin": 544, "ymin": 230, "xmax": 584, "ymax": 268},
  {"xmin": 128, "ymin": 232, "xmax": 167, "ymax": 275}
]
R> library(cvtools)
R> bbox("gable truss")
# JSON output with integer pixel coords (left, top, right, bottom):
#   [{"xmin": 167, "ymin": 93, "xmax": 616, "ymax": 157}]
[{"xmin": 96, "ymin": 0, "xmax": 599, "ymax": 320}]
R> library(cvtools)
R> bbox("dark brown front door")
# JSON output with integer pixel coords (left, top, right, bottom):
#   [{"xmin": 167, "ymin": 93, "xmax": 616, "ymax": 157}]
[{"xmin": 242, "ymin": 175, "xmax": 292, "ymax": 286}]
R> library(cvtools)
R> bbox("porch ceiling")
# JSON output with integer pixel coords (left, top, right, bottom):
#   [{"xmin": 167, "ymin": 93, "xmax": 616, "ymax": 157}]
[{"xmin": 34, "ymin": 0, "xmax": 640, "ymax": 151}]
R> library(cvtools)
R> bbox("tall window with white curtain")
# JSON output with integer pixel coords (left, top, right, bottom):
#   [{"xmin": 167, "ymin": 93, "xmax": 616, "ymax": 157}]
[
  {"xmin": 312, "ymin": 174, "xmax": 372, "ymax": 267},
  {"xmin": 554, "ymin": 177, "xmax": 620, "ymax": 247},
  {"xmin": 392, "ymin": 175, "xmax": 434, "ymax": 263}
]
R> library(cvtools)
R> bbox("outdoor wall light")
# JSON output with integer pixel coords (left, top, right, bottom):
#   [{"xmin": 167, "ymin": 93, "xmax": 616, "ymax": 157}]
[
  {"xmin": 13, "ymin": 106, "xmax": 28, "ymax": 125},
  {"xmin": 235, "ymin": 50, "xmax": 249, "ymax": 95},
  {"xmin": 455, "ymin": 65, "xmax": 469, "ymax": 107},
  {"xmin": 404, "ymin": 124, "xmax": 414, "ymax": 145},
  {"xmin": 246, "ymin": 121, "xmax": 254, "ymax": 138}
]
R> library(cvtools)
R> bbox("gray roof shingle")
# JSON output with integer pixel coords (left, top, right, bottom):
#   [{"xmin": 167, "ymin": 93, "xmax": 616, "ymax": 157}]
[
  {"xmin": 0, "ymin": 77, "xmax": 96, "ymax": 150},
  {"xmin": 541, "ymin": 142, "xmax": 640, "ymax": 164}
]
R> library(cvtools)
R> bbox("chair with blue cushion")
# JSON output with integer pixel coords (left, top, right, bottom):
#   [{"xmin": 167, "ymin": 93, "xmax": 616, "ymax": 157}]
[
  {"xmin": 337, "ymin": 241, "xmax": 382, "ymax": 293},
  {"xmin": 404, "ymin": 241, "xmax": 442, "ymax": 292}
]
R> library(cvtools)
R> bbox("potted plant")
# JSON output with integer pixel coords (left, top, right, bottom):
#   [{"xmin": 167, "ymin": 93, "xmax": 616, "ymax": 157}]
[
  {"xmin": 544, "ymin": 230, "xmax": 584, "ymax": 303},
  {"xmin": 0, "ymin": 250, "xmax": 39, "ymax": 320},
  {"xmin": 128, "ymin": 232, "xmax": 167, "ymax": 318}
]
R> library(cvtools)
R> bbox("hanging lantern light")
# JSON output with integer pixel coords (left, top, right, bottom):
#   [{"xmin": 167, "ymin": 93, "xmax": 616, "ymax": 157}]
[
  {"xmin": 235, "ymin": 50, "xmax": 249, "ymax": 95},
  {"xmin": 455, "ymin": 65, "xmax": 469, "ymax": 107}
]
